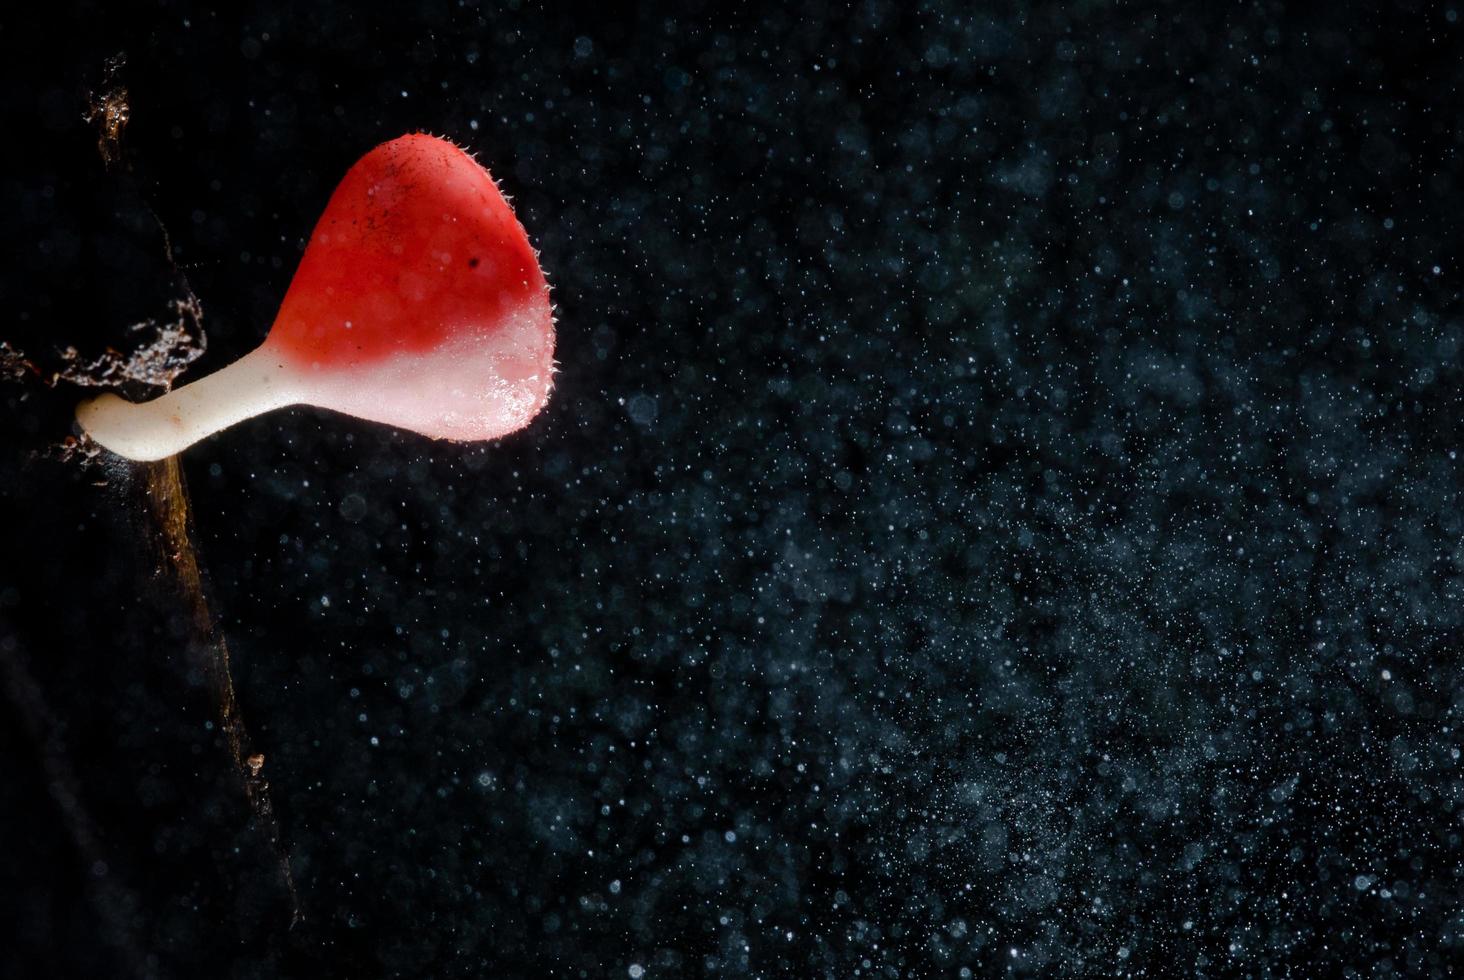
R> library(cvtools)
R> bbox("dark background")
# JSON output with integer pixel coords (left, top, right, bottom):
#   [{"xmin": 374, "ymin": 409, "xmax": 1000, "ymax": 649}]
[{"xmin": 2, "ymin": 1, "xmax": 1463, "ymax": 976}]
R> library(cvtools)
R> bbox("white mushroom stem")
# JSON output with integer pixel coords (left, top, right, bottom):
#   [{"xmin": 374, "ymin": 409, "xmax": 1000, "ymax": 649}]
[{"xmin": 75, "ymin": 346, "xmax": 298, "ymax": 462}]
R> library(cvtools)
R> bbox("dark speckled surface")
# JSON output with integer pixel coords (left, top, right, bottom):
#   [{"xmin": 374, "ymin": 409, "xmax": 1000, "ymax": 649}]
[{"xmin": 3, "ymin": 2, "xmax": 1463, "ymax": 977}]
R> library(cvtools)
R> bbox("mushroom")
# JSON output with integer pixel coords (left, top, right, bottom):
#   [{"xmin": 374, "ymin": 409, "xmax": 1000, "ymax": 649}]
[{"xmin": 76, "ymin": 133, "xmax": 555, "ymax": 460}]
